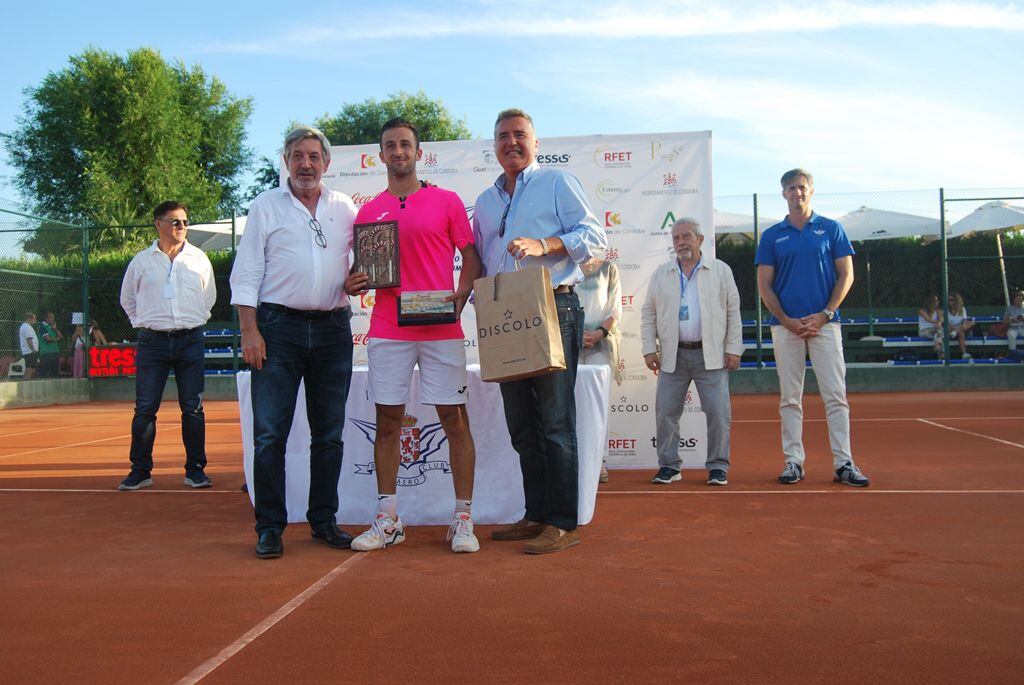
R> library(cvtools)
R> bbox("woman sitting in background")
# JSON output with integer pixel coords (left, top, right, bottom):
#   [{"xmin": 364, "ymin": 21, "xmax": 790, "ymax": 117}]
[
  {"xmin": 1004, "ymin": 290, "xmax": 1024, "ymax": 354},
  {"xmin": 917, "ymin": 295, "xmax": 944, "ymax": 357},
  {"xmin": 947, "ymin": 292, "xmax": 975, "ymax": 359}
]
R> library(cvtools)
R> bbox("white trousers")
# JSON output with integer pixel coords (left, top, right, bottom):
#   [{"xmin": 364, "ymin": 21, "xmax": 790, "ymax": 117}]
[{"xmin": 771, "ymin": 324, "xmax": 853, "ymax": 469}]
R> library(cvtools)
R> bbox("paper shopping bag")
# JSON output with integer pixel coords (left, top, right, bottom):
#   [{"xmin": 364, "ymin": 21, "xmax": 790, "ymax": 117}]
[{"xmin": 473, "ymin": 265, "xmax": 566, "ymax": 382}]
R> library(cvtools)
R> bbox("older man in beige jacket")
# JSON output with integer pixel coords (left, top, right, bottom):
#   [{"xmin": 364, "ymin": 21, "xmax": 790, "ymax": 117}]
[{"xmin": 641, "ymin": 218, "xmax": 743, "ymax": 485}]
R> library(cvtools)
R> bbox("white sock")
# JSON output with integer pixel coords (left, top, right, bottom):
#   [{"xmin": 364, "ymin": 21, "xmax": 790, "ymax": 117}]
[
  {"xmin": 377, "ymin": 493, "xmax": 397, "ymax": 519},
  {"xmin": 455, "ymin": 498, "xmax": 472, "ymax": 517}
]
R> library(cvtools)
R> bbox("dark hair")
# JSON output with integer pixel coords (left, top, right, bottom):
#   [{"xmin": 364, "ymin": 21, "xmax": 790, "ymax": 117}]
[
  {"xmin": 153, "ymin": 201, "xmax": 188, "ymax": 221},
  {"xmin": 780, "ymin": 168, "xmax": 814, "ymax": 188},
  {"xmin": 381, "ymin": 117, "xmax": 419, "ymax": 148}
]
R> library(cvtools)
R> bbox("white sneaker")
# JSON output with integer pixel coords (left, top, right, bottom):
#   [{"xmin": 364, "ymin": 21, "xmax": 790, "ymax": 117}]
[
  {"xmin": 351, "ymin": 513, "xmax": 405, "ymax": 551},
  {"xmin": 447, "ymin": 513, "xmax": 480, "ymax": 553}
]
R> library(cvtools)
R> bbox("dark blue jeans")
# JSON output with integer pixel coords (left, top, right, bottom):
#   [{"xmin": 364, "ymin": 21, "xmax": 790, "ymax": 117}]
[
  {"xmin": 251, "ymin": 305, "xmax": 353, "ymax": 534},
  {"xmin": 499, "ymin": 291, "xmax": 583, "ymax": 531},
  {"xmin": 128, "ymin": 327, "xmax": 206, "ymax": 476}
]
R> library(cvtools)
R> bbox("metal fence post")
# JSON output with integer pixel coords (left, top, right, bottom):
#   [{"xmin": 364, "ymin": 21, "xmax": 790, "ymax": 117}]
[
  {"xmin": 231, "ymin": 213, "xmax": 239, "ymax": 373},
  {"xmin": 82, "ymin": 224, "xmax": 91, "ymax": 378},
  {"xmin": 753, "ymin": 193, "xmax": 763, "ymax": 368},
  {"xmin": 939, "ymin": 188, "xmax": 950, "ymax": 365}
]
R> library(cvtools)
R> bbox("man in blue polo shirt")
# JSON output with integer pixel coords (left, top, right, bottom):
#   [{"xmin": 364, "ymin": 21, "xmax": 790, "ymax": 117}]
[{"xmin": 755, "ymin": 169, "xmax": 869, "ymax": 487}]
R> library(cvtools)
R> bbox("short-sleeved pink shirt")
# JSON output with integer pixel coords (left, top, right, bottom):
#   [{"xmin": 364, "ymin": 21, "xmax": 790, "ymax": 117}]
[{"xmin": 356, "ymin": 186, "xmax": 473, "ymax": 341}]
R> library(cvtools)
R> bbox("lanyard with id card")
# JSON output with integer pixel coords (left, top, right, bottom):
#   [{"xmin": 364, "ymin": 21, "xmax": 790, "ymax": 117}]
[{"xmin": 678, "ymin": 270, "xmax": 689, "ymax": 321}]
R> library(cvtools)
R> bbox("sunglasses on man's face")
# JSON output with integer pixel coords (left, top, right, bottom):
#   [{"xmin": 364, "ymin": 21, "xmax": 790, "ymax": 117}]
[{"xmin": 159, "ymin": 218, "xmax": 189, "ymax": 228}]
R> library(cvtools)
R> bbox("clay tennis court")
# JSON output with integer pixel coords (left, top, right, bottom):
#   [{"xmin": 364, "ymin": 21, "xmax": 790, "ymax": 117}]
[{"xmin": 1, "ymin": 390, "xmax": 1021, "ymax": 684}]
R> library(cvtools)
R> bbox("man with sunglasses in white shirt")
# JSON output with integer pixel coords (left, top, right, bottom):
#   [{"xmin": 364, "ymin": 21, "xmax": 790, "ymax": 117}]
[
  {"xmin": 230, "ymin": 126, "xmax": 360, "ymax": 559},
  {"xmin": 118, "ymin": 201, "xmax": 216, "ymax": 492}
]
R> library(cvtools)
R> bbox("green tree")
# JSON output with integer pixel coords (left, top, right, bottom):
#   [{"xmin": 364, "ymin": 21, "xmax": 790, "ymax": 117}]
[
  {"xmin": 315, "ymin": 90, "xmax": 472, "ymax": 146},
  {"xmin": 2, "ymin": 47, "xmax": 253, "ymax": 256},
  {"xmin": 244, "ymin": 92, "xmax": 472, "ymax": 203}
]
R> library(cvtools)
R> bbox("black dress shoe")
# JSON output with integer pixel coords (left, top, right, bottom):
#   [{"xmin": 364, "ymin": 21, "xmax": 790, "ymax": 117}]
[
  {"xmin": 311, "ymin": 522, "xmax": 354, "ymax": 549},
  {"xmin": 256, "ymin": 529, "xmax": 283, "ymax": 559}
]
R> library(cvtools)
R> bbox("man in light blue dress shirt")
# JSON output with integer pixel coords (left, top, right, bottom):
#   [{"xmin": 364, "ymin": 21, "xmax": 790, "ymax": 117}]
[{"xmin": 472, "ymin": 108, "xmax": 607, "ymax": 554}]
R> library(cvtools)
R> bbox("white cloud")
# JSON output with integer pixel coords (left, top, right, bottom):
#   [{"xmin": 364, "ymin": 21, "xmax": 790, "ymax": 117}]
[
  {"xmin": 523, "ymin": 57, "xmax": 1024, "ymax": 189},
  {"xmin": 197, "ymin": 1, "xmax": 1024, "ymax": 54}
]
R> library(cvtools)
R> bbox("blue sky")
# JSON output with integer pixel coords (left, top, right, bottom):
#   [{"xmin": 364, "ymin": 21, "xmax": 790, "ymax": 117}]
[{"xmin": 1, "ymin": 0, "xmax": 1022, "ymax": 214}]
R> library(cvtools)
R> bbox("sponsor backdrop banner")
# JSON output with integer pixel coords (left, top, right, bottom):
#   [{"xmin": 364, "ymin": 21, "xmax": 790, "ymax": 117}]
[{"xmin": 314, "ymin": 131, "xmax": 713, "ymax": 469}]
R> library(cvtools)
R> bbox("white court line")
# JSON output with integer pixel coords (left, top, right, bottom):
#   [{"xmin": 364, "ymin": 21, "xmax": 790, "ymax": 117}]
[
  {"xmin": 0, "ymin": 488, "xmax": 242, "ymax": 494},
  {"xmin": 917, "ymin": 419, "xmax": 1024, "ymax": 449},
  {"xmin": 598, "ymin": 489, "xmax": 1024, "ymax": 494},
  {"xmin": 175, "ymin": 554, "xmax": 364, "ymax": 685},
  {"xmin": 732, "ymin": 416, "xmax": 1023, "ymax": 423},
  {"xmin": 0, "ymin": 425, "xmax": 76, "ymax": 438},
  {"xmin": 0, "ymin": 434, "xmax": 132, "ymax": 460}
]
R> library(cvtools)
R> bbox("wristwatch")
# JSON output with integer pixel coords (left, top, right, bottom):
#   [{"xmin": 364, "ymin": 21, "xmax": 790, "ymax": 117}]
[
  {"xmin": 597, "ymin": 325, "xmax": 609, "ymax": 338},
  {"xmin": 540, "ymin": 238, "xmax": 550, "ymax": 256},
  {"xmin": 822, "ymin": 309, "xmax": 835, "ymax": 321}
]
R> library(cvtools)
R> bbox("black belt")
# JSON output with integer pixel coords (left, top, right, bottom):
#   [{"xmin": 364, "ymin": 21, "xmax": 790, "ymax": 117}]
[
  {"xmin": 141, "ymin": 326, "xmax": 201, "ymax": 338},
  {"xmin": 261, "ymin": 302, "xmax": 349, "ymax": 320},
  {"xmin": 553, "ymin": 285, "xmax": 575, "ymax": 294},
  {"xmin": 678, "ymin": 340, "xmax": 703, "ymax": 349}
]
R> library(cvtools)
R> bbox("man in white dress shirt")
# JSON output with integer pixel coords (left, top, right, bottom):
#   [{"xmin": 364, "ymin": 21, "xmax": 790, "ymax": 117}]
[
  {"xmin": 641, "ymin": 218, "xmax": 743, "ymax": 487},
  {"xmin": 118, "ymin": 201, "xmax": 216, "ymax": 491},
  {"xmin": 230, "ymin": 126, "xmax": 359, "ymax": 559}
]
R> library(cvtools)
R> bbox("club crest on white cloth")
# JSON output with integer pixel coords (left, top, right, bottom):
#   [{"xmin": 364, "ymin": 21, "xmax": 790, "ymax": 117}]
[{"xmin": 350, "ymin": 415, "xmax": 451, "ymax": 487}]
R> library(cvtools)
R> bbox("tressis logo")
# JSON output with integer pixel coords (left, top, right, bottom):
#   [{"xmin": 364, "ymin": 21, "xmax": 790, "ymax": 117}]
[{"xmin": 351, "ymin": 414, "xmax": 451, "ymax": 487}]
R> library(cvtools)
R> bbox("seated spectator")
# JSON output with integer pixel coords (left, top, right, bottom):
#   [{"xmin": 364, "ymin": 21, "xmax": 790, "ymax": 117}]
[
  {"xmin": 89, "ymin": 318, "xmax": 108, "ymax": 346},
  {"xmin": 1004, "ymin": 289, "xmax": 1024, "ymax": 354},
  {"xmin": 947, "ymin": 292, "xmax": 974, "ymax": 359},
  {"xmin": 72, "ymin": 325, "xmax": 86, "ymax": 378},
  {"xmin": 917, "ymin": 294, "xmax": 944, "ymax": 357}
]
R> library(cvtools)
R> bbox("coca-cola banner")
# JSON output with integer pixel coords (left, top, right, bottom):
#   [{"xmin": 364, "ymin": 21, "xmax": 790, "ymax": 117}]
[{"xmin": 312, "ymin": 131, "xmax": 713, "ymax": 469}]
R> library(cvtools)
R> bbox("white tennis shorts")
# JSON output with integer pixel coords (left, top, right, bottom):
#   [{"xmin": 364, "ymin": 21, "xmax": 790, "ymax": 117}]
[{"xmin": 367, "ymin": 338, "xmax": 468, "ymax": 405}]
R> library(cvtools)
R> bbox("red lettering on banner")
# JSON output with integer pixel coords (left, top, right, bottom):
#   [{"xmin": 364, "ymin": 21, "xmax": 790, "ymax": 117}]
[
  {"xmin": 621, "ymin": 295, "xmax": 634, "ymax": 306},
  {"xmin": 89, "ymin": 344, "xmax": 137, "ymax": 377},
  {"xmin": 604, "ymin": 152, "xmax": 631, "ymax": 162},
  {"xmin": 608, "ymin": 438, "xmax": 637, "ymax": 449}
]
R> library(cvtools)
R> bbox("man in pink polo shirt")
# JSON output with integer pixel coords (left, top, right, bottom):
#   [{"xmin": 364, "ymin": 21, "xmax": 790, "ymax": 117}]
[{"xmin": 345, "ymin": 118, "xmax": 483, "ymax": 553}]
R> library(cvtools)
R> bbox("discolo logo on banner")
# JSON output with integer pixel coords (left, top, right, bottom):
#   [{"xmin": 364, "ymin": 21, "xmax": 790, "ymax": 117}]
[{"xmin": 478, "ymin": 308, "xmax": 544, "ymax": 339}]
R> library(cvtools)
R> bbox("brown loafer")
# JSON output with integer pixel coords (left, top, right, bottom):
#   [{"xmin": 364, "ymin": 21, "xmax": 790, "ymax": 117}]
[
  {"xmin": 523, "ymin": 525, "xmax": 580, "ymax": 554},
  {"xmin": 490, "ymin": 518, "xmax": 546, "ymax": 541}
]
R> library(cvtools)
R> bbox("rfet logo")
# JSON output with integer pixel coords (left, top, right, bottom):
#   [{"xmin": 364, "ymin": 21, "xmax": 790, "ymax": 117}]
[
  {"xmin": 605, "ymin": 211, "xmax": 621, "ymax": 227},
  {"xmin": 593, "ymin": 145, "xmax": 633, "ymax": 168},
  {"xmin": 360, "ymin": 154, "xmax": 377, "ymax": 169},
  {"xmin": 351, "ymin": 414, "xmax": 451, "ymax": 487}
]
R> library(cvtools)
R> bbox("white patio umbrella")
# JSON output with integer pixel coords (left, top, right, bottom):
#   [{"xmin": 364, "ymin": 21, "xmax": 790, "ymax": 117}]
[
  {"xmin": 836, "ymin": 206, "xmax": 940, "ymax": 241},
  {"xmin": 949, "ymin": 201, "xmax": 1024, "ymax": 305},
  {"xmin": 187, "ymin": 215, "xmax": 248, "ymax": 252},
  {"xmin": 713, "ymin": 209, "xmax": 761, "ymax": 234}
]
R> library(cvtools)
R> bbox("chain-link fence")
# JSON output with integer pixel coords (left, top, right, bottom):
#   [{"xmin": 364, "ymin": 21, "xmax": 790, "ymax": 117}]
[
  {"xmin": 715, "ymin": 187, "xmax": 1024, "ymax": 365},
  {"xmin": 1, "ymin": 187, "xmax": 1021, "ymax": 384}
]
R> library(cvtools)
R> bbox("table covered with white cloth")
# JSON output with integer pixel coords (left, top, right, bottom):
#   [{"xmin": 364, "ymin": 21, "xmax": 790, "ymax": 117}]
[{"xmin": 237, "ymin": 365, "xmax": 610, "ymax": 525}]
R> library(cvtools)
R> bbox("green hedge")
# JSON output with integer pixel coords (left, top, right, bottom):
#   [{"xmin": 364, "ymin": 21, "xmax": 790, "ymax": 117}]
[{"xmin": 3, "ymin": 233, "xmax": 1021, "ymax": 353}]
